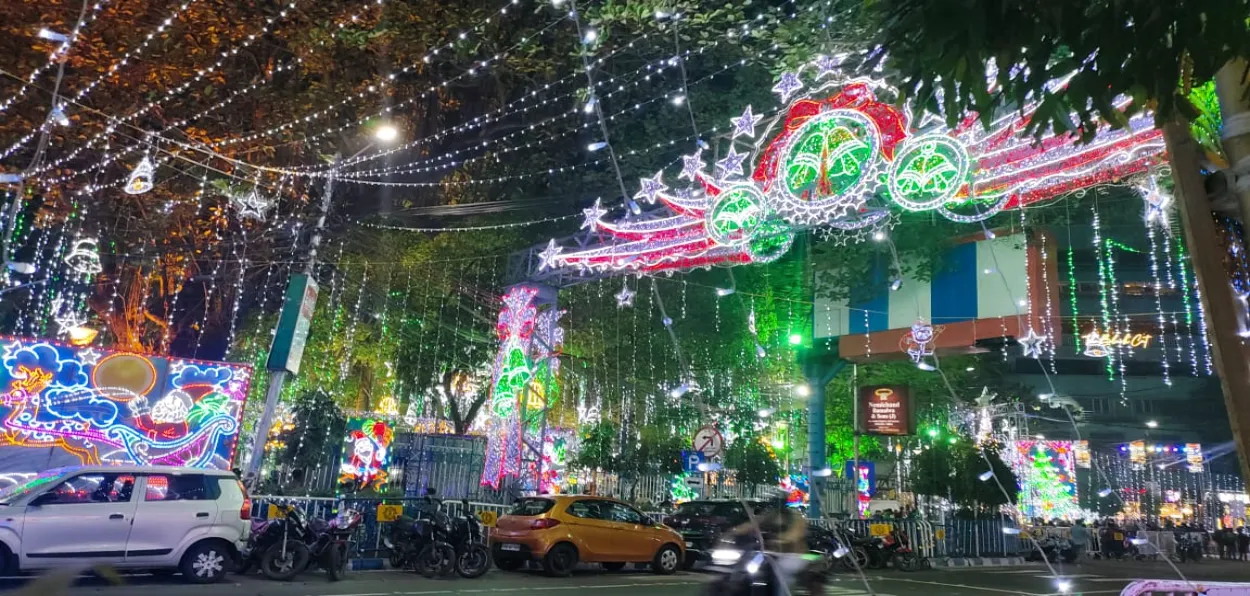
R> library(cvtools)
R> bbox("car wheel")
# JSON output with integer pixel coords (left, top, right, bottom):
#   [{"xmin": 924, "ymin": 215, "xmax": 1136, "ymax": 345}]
[
  {"xmin": 180, "ymin": 541, "xmax": 231, "ymax": 584},
  {"xmin": 495, "ymin": 557, "xmax": 525, "ymax": 572},
  {"xmin": 601, "ymin": 562, "xmax": 626, "ymax": 571},
  {"xmin": 652, "ymin": 545, "xmax": 680, "ymax": 575},
  {"xmin": 543, "ymin": 544, "xmax": 578, "ymax": 577}
]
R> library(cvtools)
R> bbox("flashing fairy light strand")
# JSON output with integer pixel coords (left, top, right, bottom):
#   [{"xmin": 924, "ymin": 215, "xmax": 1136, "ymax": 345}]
[
  {"xmin": 354, "ymin": 213, "xmax": 577, "ymax": 232},
  {"xmin": 0, "ymin": 0, "xmax": 112, "ymax": 116},
  {"xmin": 209, "ymin": 0, "xmax": 545, "ymax": 150}
]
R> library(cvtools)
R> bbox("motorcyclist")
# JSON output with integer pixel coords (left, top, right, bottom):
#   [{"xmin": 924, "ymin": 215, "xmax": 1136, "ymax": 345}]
[{"xmin": 726, "ymin": 489, "xmax": 819, "ymax": 595}]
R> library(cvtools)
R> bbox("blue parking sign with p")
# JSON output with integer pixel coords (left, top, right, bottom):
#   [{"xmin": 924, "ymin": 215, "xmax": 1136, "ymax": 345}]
[{"xmin": 682, "ymin": 450, "xmax": 706, "ymax": 472}]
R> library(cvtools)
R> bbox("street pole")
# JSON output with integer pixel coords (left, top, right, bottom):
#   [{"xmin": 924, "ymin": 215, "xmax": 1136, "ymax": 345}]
[
  {"xmin": 242, "ymin": 154, "xmax": 339, "ymax": 487},
  {"xmin": 1162, "ymin": 122, "xmax": 1250, "ymax": 487},
  {"xmin": 852, "ymin": 363, "xmax": 860, "ymax": 520}
]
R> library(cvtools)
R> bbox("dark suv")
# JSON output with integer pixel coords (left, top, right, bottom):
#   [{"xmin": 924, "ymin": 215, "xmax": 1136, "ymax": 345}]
[{"xmin": 663, "ymin": 499, "xmax": 764, "ymax": 568}]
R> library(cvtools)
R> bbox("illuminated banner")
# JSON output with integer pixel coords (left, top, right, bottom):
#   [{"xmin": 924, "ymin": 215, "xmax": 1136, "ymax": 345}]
[
  {"xmin": 1129, "ymin": 440, "xmax": 1147, "ymax": 468},
  {"xmin": 1074, "ymin": 440, "xmax": 1091, "ymax": 469},
  {"xmin": 1185, "ymin": 443, "xmax": 1204, "ymax": 473},
  {"xmin": 0, "ymin": 336, "xmax": 251, "ymax": 478},
  {"xmin": 1083, "ymin": 329, "xmax": 1153, "ymax": 357},
  {"xmin": 340, "ymin": 417, "xmax": 395, "ymax": 491},
  {"xmin": 859, "ymin": 385, "xmax": 914, "ymax": 436}
]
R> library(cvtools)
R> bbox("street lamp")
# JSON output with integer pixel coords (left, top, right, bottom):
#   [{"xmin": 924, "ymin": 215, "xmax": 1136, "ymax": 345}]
[
  {"xmin": 1146, "ymin": 420, "xmax": 1159, "ymax": 429},
  {"xmin": 795, "ymin": 384, "xmax": 811, "ymax": 397},
  {"xmin": 374, "ymin": 123, "xmax": 400, "ymax": 143}
]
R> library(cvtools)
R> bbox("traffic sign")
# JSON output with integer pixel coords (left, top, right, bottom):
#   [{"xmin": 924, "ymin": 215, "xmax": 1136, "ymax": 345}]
[
  {"xmin": 693, "ymin": 426, "xmax": 725, "ymax": 458},
  {"xmin": 681, "ymin": 450, "xmax": 706, "ymax": 472},
  {"xmin": 685, "ymin": 474, "xmax": 704, "ymax": 487}
]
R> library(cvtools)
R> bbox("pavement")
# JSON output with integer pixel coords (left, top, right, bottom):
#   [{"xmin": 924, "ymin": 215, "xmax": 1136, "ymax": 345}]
[{"xmin": 5, "ymin": 559, "xmax": 1250, "ymax": 596}]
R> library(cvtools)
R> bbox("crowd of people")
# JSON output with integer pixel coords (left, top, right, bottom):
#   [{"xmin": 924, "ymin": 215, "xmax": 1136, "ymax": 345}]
[{"xmin": 1033, "ymin": 518, "xmax": 1250, "ymax": 561}]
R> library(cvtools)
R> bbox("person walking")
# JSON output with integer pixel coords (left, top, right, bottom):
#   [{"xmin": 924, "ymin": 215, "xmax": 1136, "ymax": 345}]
[
  {"xmin": 1070, "ymin": 520, "xmax": 1090, "ymax": 563},
  {"xmin": 1238, "ymin": 527, "xmax": 1249, "ymax": 561}
]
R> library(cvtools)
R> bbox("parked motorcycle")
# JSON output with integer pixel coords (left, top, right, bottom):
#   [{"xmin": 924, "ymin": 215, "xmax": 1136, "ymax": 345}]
[
  {"xmin": 244, "ymin": 504, "xmax": 362, "ymax": 581},
  {"xmin": 446, "ymin": 500, "xmax": 492, "ymax": 578},
  {"xmin": 384, "ymin": 511, "xmax": 458, "ymax": 578}
]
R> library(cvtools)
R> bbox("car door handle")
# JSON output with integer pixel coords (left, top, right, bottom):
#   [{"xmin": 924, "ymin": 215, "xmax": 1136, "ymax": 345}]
[
  {"xmin": 109, "ymin": 514, "xmax": 125, "ymax": 520},
  {"xmin": 196, "ymin": 512, "xmax": 210, "ymax": 518}
]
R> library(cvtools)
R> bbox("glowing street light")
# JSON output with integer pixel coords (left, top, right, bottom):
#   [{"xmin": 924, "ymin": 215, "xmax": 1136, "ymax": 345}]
[{"xmin": 374, "ymin": 124, "xmax": 400, "ymax": 143}]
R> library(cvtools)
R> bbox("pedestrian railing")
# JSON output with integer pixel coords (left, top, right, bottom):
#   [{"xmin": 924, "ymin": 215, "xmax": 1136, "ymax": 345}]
[{"xmin": 1119, "ymin": 580, "xmax": 1250, "ymax": 595}]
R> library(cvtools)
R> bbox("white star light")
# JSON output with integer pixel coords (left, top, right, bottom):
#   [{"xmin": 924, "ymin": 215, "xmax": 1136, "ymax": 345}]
[
  {"xmin": 812, "ymin": 55, "xmax": 840, "ymax": 79},
  {"xmin": 231, "ymin": 188, "xmax": 272, "ymax": 220},
  {"xmin": 731, "ymin": 105, "xmax": 763, "ymax": 139},
  {"xmin": 974, "ymin": 387, "xmax": 998, "ymax": 408},
  {"xmin": 1017, "ymin": 328, "xmax": 1047, "ymax": 359},
  {"xmin": 679, "ymin": 150, "xmax": 705, "ymax": 181},
  {"xmin": 615, "ymin": 284, "xmax": 636, "ymax": 308},
  {"xmin": 715, "ymin": 146, "xmax": 749, "ymax": 181},
  {"xmin": 771, "ymin": 71, "xmax": 804, "ymax": 103},
  {"xmin": 537, "ymin": 239, "xmax": 563, "ymax": 271},
  {"xmin": 78, "ymin": 348, "xmax": 102, "ymax": 366},
  {"xmin": 580, "ymin": 199, "xmax": 607, "ymax": 231},
  {"xmin": 634, "ymin": 171, "xmax": 668, "ymax": 204}
]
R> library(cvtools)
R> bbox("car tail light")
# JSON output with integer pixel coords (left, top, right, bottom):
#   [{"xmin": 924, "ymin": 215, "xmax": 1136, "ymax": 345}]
[
  {"xmin": 236, "ymin": 480, "xmax": 252, "ymax": 520},
  {"xmin": 531, "ymin": 518, "xmax": 561, "ymax": 530}
]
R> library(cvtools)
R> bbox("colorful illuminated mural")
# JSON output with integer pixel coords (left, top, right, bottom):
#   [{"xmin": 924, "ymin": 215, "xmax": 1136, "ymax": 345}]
[
  {"xmin": 339, "ymin": 417, "xmax": 394, "ymax": 491},
  {"xmin": 0, "ymin": 336, "xmax": 251, "ymax": 471}
]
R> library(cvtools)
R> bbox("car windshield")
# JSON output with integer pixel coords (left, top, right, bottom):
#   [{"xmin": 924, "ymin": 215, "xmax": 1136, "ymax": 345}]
[
  {"xmin": 675, "ymin": 501, "xmax": 742, "ymax": 517},
  {"xmin": 0, "ymin": 470, "xmax": 68, "ymax": 504},
  {"xmin": 509, "ymin": 498, "xmax": 554, "ymax": 516}
]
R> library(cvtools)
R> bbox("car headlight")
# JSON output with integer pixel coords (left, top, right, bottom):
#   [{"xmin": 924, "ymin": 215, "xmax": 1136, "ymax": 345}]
[{"xmin": 710, "ymin": 549, "xmax": 742, "ymax": 564}]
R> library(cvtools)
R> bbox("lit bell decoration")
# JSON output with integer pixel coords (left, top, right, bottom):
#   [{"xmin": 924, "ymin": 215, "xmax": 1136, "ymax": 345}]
[{"xmin": 124, "ymin": 157, "xmax": 155, "ymax": 195}]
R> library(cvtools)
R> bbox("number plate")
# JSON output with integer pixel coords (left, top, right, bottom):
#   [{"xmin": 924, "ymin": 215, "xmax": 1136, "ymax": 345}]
[{"xmin": 501, "ymin": 543, "xmax": 521, "ymax": 552}]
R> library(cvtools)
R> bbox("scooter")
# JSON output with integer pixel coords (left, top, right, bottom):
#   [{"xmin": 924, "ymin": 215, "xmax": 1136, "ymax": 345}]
[{"xmin": 703, "ymin": 533, "xmax": 827, "ymax": 596}]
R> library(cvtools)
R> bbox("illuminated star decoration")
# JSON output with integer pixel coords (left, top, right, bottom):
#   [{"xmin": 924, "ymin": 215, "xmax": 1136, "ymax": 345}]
[
  {"xmin": 580, "ymin": 199, "xmax": 607, "ymax": 231},
  {"xmin": 975, "ymin": 387, "xmax": 998, "ymax": 408},
  {"xmin": 78, "ymin": 348, "xmax": 102, "ymax": 366},
  {"xmin": 771, "ymin": 71, "xmax": 804, "ymax": 103},
  {"xmin": 715, "ymin": 146, "xmax": 749, "ymax": 181},
  {"xmin": 1017, "ymin": 328, "xmax": 1047, "ymax": 359},
  {"xmin": 812, "ymin": 54, "xmax": 840, "ymax": 79},
  {"xmin": 679, "ymin": 149, "xmax": 705, "ymax": 181},
  {"xmin": 731, "ymin": 105, "xmax": 763, "ymax": 139},
  {"xmin": 537, "ymin": 239, "xmax": 563, "ymax": 271},
  {"xmin": 230, "ymin": 188, "xmax": 272, "ymax": 220},
  {"xmin": 50, "ymin": 298, "xmax": 86, "ymax": 336},
  {"xmin": 1138, "ymin": 175, "xmax": 1172, "ymax": 227},
  {"xmin": 634, "ymin": 171, "xmax": 668, "ymax": 204},
  {"xmin": 614, "ymin": 284, "xmax": 636, "ymax": 308}
]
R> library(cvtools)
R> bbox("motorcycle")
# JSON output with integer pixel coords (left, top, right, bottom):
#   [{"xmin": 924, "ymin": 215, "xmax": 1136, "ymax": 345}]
[
  {"xmin": 446, "ymin": 501, "xmax": 492, "ymax": 578},
  {"xmin": 703, "ymin": 533, "xmax": 827, "ymax": 596},
  {"xmin": 243, "ymin": 504, "xmax": 362, "ymax": 581},
  {"xmin": 806, "ymin": 525, "xmax": 859, "ymax": 571},
  {"xmin": 384, "ymin": 510, "xmax": 457, "ymax": 578}
]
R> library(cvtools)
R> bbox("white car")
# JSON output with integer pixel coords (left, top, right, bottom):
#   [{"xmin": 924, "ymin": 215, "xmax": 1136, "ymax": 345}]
[{"xmin": 0, "ymin": 465, "xmax": 251, "ymax": 583}]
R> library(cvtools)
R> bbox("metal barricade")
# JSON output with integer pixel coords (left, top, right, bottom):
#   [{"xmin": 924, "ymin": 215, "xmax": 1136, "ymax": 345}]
[{"xmin": 1120, "ymin": 580, "xmax": 1250, "ymax": 595}]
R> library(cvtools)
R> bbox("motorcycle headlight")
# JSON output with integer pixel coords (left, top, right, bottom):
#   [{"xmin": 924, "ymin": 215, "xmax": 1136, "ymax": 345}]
[
  {"xmin": 833, "ymin": 546, "xmax": 849, "ymax": 558},
  {"xmin": 746, "ymin": 552, "xmax": 765, "ymax": 575},
  {"xmin": 710, "ymin": 549, "xmax": 742, "ymax": 565}
]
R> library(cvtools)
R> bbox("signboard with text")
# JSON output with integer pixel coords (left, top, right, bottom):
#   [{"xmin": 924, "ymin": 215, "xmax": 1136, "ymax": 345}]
[
  {"xmin": 859, "ymin": 385, "xmax": 914, "ymax": 436},
  {"xmin": 267, "ymin": 273, "xmax": 319, "ymax": 374}
]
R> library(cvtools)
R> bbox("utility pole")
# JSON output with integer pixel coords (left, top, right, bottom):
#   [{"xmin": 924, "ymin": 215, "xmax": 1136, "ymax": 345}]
[
  {"xmin": 1162, "ymin": 121, "xmax": 1250, "ymax": 486},
  {"xmin": 241, "ymin": 155, "xmax": 338, "ymax": 486}
]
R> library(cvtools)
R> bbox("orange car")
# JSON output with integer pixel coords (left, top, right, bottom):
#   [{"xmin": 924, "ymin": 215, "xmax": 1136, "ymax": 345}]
[{"xmin": 490, "ymin": 495, "xmax": 685, "ymax": 576}]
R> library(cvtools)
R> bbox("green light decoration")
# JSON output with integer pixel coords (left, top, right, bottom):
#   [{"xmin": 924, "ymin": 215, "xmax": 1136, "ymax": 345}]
[
  {"xmin": 491, "ymin": 346, "xmax": 531, "ymax": 418},
  {"xmin": 1188, "ymin": 81, "xmax": 1224, "ymax": 162},
  {"xmin": 670, "ymin": 473, "xmax": 699, "ymax": 503},
  {"xmin": 887, "ymin": 134, "xmax": 971, "ymax": 211},
  {"xmin": 780, "ymin": 110, "xmax": 879, "ymax": 202},
  {"xmin": 1066, "ymin": 244, "xmax": 1081, "ymax": 351},
  {"xmin": 745, "ymin": 217, "xmax": 795, "ymax": 264},
  {"xmin": 705, "ymin": 184, "xmax": 767, "ymax": 246}
]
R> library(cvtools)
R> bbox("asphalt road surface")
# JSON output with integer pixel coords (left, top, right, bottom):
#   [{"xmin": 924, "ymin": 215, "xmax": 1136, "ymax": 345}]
[{"xmin": 8, "ymin": 560, "xmax": 1250, "ymax": 596}]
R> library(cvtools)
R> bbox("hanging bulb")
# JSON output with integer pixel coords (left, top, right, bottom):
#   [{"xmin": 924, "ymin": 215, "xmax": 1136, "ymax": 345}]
[
  {"xmin": 628, "ymin": 200, "xmax": 641, "ymax": 215},
  {"xmin": 873, "ymin": 230, "xmax": 885, "ymax": 241},
  {"xmin": 583, "ymin": 95, "xmax": 598, "ymax": 114},
  {"xmin": 586, "ymin": 141, "xmax": 608, "ymax": 152},
  {"xmin": 671, "ymin": 94, "xmax": 686, "ymax": 106},
  {"xmin": 715, "ymin": 287, "xmax": 734, "ymax": 297},
  {"xmin": 890, "ymin": 277, "xmax": 902, "ymax": 291},
  {"xmin": 582, "ymin": 29, "xmax": 597, "ymax": 43},
  {"xmin": 50, "ymin": 105, "xmax": 69, "ymax": 126},
  {"xmin": 985, "ymin": 229, "xmax": 997, "ymax": 239}
]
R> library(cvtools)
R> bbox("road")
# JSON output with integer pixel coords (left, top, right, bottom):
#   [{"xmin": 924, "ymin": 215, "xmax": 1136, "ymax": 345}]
[{"xmin": 7, "ymin": 560, "xmax": 1249, "ymax": 596}]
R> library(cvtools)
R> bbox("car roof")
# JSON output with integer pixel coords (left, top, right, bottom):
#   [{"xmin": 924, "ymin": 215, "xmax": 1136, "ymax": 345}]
[
  {"xmin": 50, "ymin": 465, "xmax": 235, "ymax": 477},
  {"xmin": 524, "ymin": 494, "xmax": 627, "ymax": 504}
]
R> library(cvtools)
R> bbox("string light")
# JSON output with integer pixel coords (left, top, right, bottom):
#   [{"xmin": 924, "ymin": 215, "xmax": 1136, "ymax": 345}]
[{"xmin": 0, "ymin": 0, "xmax": 113, "ymax": 116}]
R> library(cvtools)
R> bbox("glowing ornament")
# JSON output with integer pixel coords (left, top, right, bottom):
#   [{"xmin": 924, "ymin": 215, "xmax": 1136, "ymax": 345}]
[
  {"xmin": 63, "ymin": 238, "xmax": 102, "ymax": 275},
  {"xmin": 537, "ymin": 239, "xmax": 563, "ymax": 271},
  {"xmin": 614, "ymin": 283, "xmax": 636, "ymax": 308},
  {"xmin": 1083, "ymin": 330, "xmax": 1110, "ymax": 358},
  {"xmin": 705, "ymin": 184, "xmax": 767, "ymax": 246},
  {"xmin": 150, "ymin": 390, "xmax": 193, "ymax": 424},
  {"xmin": 634, "ymin": 171, "xmax": 668, "ymax": 204},
  {"xmin": 715, "ymin": 146, "xmax": 749, "ymax": 181},
  {"xmin": 403, "ymin": 402, "xmax": 418, "ymax": 427},
  {"xmin": 771, "ymin": 71, "xmax": 804, "ymax": 103},
  {"xmin": 745, "ymin": 217, "xmax": 794, "ymax": 264},
  {"xmin": 904, "ymin": 320, "xmax": 935, "ymax": 363},
  {"xmin": 1137, "ymin": 174, "xmax": 1173, "ymax": 226},
  {"xmin": 376, "ymin": 395, "xmax": 399, "ymax": 416},
  {"xmin": 730, "ymin": 105, "xmax": 764, "ymax": 140},
  {"xmin": 1017, "ymin": 328, "xmax": 1046, "ymax": 359},
  {"xmin": 886, "ymin": 134, "xmax": 971, "ymax": 211},
  {"xmin": 230, "ymin": 187, "xmax": 272, "ymax": 220},
  {"xmin": 50, "ymin": 298, "xmax": 87, "ymax": 337},
  {"xmin": 812, "ymin": 54, "xmax": 841, "ymax": 79},
  {"xmin": 580, "ymin": 199, "xmax": 607, "ymax": 231},
  {"xmin": 679, "ymin": 149, "xmax": 706, "ymax": 181},
  {"xmin": 124, "ymin": 157, "xmax": 155, "ymax": 195}
]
